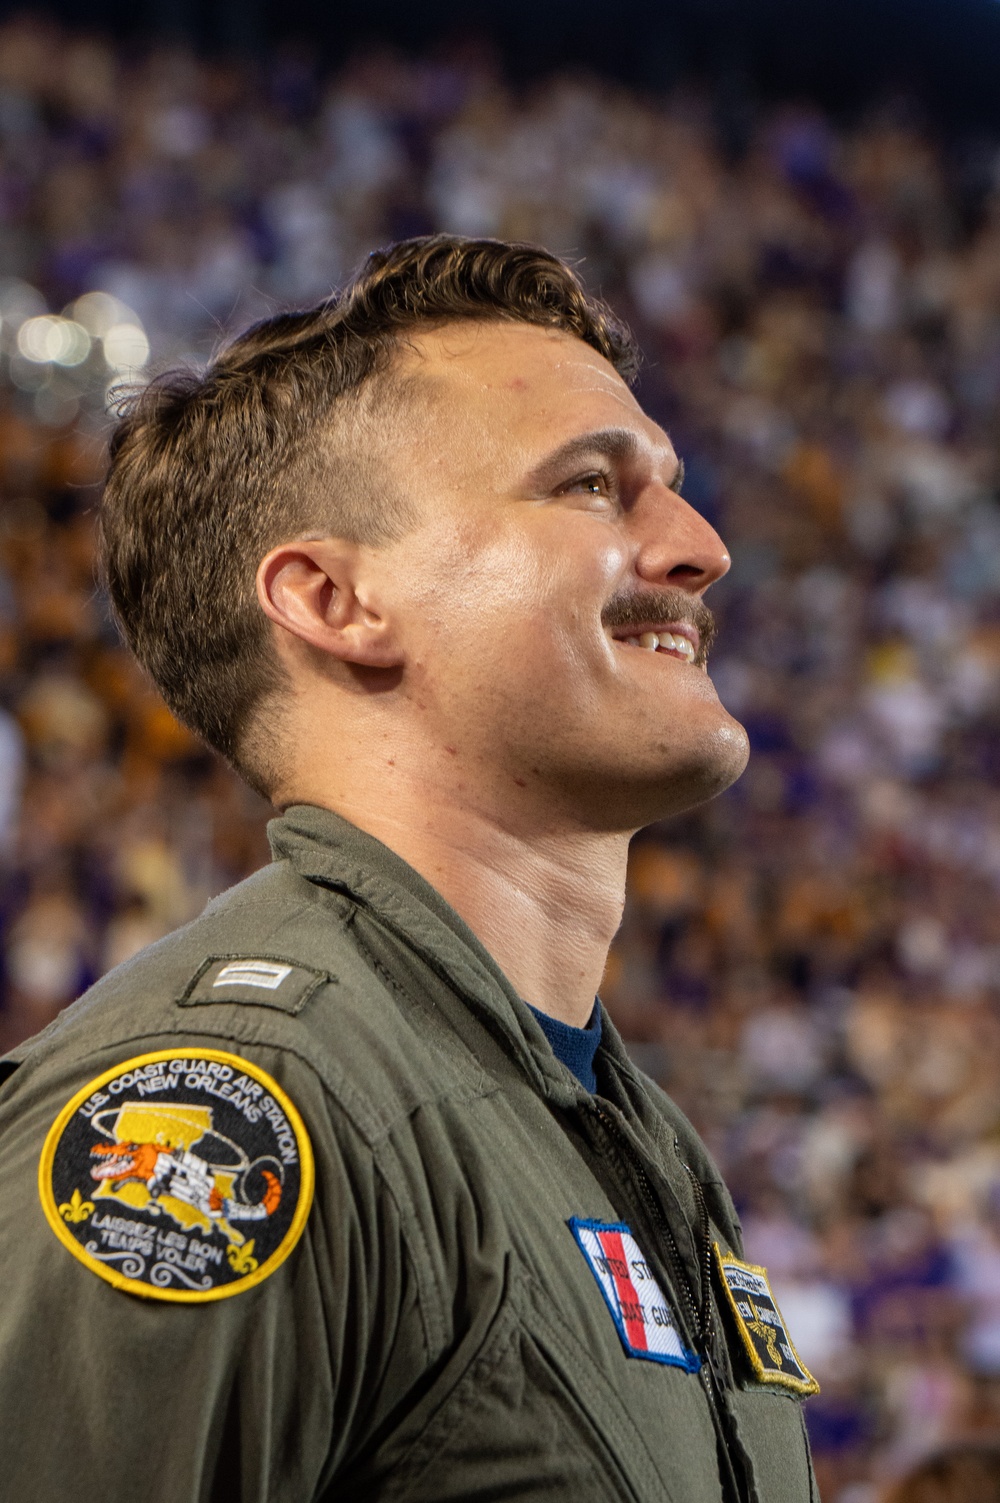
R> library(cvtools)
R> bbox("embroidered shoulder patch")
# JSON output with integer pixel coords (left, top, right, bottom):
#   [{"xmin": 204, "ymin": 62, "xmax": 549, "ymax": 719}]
[
  {"xmin": 713, "ymin": 1244, "xmax": 819, "ymax": 1396},
  {"xmin": 39, "ymin": 1048, "xmax": 314, "ymax": 1302},
  {"xmin": 179, "ymin": 955, "xmax": 331, "ymax": 1015},
  {"xmin": 569, "ymin": 1217, "xmax": 700, "ymax": 1371}
]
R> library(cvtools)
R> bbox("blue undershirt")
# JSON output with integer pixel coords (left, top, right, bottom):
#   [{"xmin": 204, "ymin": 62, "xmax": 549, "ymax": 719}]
[{"xmin": 527, "ymin": 1002, "xmax": 602, "ymax": 1093}]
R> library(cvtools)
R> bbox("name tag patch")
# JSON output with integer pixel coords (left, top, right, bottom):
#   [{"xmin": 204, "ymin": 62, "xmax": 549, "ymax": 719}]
[
  {"xmin": 714, "ymin": 1244, "xmax": 819, "ymax": 1396},
  {"xmin": 569, "ymin": 1217, "xmax": 700, "ymax": 1371},
  {"xmin": 39, "ymin": 1048, "xmax": 314, "ymax": 1302}
]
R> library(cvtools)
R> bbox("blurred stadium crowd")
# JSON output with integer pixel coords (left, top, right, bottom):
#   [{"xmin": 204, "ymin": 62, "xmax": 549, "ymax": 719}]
[{"xmin": 1, "ymin": 14, "xmax": 1000, "ymax": 1497}]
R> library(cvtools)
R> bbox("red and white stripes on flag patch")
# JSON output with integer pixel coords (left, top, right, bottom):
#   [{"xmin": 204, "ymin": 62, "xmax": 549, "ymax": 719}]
[{"xmin": 568, "ymin": 1218, "xmax": 701, "ymax": 1371}]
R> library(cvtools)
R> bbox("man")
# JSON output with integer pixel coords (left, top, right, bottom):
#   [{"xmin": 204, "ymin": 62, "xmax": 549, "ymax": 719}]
[{"xmin": 0, "ymin": 236, "xmax": 818, "ymax": 1501}]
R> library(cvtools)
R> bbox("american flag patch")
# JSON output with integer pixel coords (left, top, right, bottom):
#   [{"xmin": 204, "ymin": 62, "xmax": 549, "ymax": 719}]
[{"xmin": 568, "ymin": 1217, "xmax": 700, "ymax": 1371}]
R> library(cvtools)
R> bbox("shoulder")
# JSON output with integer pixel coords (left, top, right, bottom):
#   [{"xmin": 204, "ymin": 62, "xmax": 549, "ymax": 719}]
[
  {"xmin": 1, "ymin": 850, "xmax": 486, "ymax": 1158},
  {"xmin": 0, "ymin": 861, "xmax": 391, "ymax": 1306},
  {"xmin": 2, "ymin": 857, "xmax": 369, "ymax": 1074},
  {"xmin": 0, "ymin": 858, "xmax": 381, "ymax": 1199},
  {"xmin": 0, "ymin": 848, "xmax": 370, "ymax": 1111}
]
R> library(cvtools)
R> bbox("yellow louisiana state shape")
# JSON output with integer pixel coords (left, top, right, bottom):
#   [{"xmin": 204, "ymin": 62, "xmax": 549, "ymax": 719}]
[{"xmin": 90, "ymin": 1101, "xmax": 235, "ymax": 1237}]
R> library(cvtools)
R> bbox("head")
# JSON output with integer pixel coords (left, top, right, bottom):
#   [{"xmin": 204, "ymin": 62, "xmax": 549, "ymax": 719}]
[
  {"xmin": 101, "ymin": 234, "xmax": 748, "ymax": 832},
  {"xmin": 882, "ymin": 1443, "xmax": 1000, "ymax": 1503}
]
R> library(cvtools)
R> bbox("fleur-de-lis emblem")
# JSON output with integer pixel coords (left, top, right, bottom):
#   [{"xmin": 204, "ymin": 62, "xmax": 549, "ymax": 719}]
[
  {"xmin": 58, "ymin": 1188, "xmax": 95, "ymax": 1224},
  {"xmin": 226, "ymin": 1239, "xmax": 258, "ymax": 1275}
]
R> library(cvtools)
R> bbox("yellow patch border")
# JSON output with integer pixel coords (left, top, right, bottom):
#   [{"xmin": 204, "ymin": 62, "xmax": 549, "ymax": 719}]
[
  {"xmin": 38, "ymin": 1047, "xmax": 315, "ymax": 1303},
  {"xmin": 713, "ymin": 1243, "xmax": 820, "ymax": 1397}
]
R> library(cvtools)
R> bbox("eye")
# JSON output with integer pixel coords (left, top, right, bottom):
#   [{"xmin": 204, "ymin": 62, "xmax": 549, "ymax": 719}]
[{"xmin": 562, "ymin": 470, "xmax": 614, "ymax": 500}]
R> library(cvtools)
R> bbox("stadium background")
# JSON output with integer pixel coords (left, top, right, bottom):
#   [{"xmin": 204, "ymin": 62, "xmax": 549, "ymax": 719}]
[{"xmin": 2, "ymin": 2, "xmax": 1000, "ymax": 1496}]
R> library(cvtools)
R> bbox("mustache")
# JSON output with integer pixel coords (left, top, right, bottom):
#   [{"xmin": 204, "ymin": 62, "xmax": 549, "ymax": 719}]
[{"xmin": 601, "ymin": 588, "xmax": 717, "ymax": 666}]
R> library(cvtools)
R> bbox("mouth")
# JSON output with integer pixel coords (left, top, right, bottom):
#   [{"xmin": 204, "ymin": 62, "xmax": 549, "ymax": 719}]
[
  {"xmin": 91, "ymin": 1156, "xmax": 136, "ymax": 1179},
  {"xmin": 610, "ymin": 622, "xmax": 700, "ymax": 665}
]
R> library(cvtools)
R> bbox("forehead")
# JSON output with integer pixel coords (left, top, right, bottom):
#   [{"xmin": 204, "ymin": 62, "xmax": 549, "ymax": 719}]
[{"xmin": 392, "ymin": 320, "xmax": 667, "ymax": 466}]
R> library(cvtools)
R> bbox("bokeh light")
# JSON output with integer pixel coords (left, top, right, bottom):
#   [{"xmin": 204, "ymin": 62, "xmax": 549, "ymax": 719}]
[
  {"xmin": 17, "ymin": 317, "xmax": 91, "ymax": 367},
  {"xmin": 100, "ymin": 322, "xmax": 149, "ymax": 373}
]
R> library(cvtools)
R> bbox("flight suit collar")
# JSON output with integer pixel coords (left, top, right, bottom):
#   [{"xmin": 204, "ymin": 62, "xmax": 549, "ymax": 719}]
[{"xmin": 269, "ymin": 802, "xmax": 596, "ymax": 1100}]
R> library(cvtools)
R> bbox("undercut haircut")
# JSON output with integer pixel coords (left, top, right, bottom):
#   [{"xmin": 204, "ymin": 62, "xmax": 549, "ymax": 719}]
[{"xmin": 99, "ymin": 234, "xmax": 639, "ymax": 796}]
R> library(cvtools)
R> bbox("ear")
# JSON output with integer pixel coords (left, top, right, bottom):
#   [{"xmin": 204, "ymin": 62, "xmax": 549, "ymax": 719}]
[{"xmin": 256, "ymin": 538, "xmax": 402, "ymax": 668}]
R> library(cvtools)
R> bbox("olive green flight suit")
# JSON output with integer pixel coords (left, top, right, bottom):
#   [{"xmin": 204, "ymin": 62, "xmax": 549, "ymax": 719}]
[{"xmin": 0, "ymin": 805, "xmax": 817, "ymax": 1502}]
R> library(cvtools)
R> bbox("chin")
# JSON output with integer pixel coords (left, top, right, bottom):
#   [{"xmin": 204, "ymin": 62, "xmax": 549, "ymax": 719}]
[
  {"xmin": 588, "ymin": 716, "xmax": 751, "ymax": 831},
  {"xmin": 701, "ymin": 716, "xmax": 751, "ymax": 785}
]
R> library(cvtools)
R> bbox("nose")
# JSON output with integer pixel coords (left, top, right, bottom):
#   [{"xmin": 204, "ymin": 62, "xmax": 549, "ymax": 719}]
[{"xmin": 630, "ymin": 483, "xmax": 731, "ymax": 594}]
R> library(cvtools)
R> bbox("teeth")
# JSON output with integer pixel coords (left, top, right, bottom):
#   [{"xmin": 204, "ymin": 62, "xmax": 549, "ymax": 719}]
[
  {"xmin": 663, "ymin": 632, "xmax": 696, "ymax": 662},
  {"xmin": 618, "ymin": 631, "xmax": 697, "ymax": 661}
]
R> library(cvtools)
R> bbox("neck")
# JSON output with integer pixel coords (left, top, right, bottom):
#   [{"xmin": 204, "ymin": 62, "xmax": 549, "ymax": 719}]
[{"xmin": 286, "ymin": 769, "xmax": 629, "ymax": 1028}]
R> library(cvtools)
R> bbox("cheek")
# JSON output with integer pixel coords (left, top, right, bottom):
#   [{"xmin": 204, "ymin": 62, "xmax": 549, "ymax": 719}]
[
  {"xmin": 400, "ymin": 516, "xmax": 626, "ymax": 680},
  {"xmin": 410, "ymin": 527, "xmax": 548, "ymax": 631},
  {"xmin": 395, "ymin": 532, "xmax": 548, "ymax": 693}
]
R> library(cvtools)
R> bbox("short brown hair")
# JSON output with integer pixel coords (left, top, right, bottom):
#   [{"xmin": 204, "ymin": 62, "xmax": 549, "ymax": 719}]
[
  {"xmin": 883, "ymin": 1443, "xmax": 1000, "ymax": 1503},
  {"xmin": 99, "ymin": 234, "xmax": 639, "ymax": 796}
]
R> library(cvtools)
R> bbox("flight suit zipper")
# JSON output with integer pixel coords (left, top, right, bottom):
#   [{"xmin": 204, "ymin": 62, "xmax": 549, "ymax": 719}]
[
  {"xmin": 588, "ymin": 1101, "xmax": 758, "ymax": 1503},
  {"xmin": 677, "ymin": 1147, "xmax": 729, "ymax": 1390}
]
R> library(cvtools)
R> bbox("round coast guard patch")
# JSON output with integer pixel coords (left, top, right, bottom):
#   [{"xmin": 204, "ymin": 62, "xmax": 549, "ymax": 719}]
[{"xmin": 39, "ymin": 1048, "xmax": 314, "ymax": 1302}]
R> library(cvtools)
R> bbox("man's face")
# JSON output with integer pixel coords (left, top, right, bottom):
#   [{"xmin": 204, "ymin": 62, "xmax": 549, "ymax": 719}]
[{"xmin": 370, "ymin": 320, "xmax": 749, "ymax": 830}]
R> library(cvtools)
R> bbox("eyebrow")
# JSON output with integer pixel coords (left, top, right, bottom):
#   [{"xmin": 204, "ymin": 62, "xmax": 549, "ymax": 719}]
[{"xmin": 525, "ymin": 426, "xmax": 685, "ymax": 494}]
